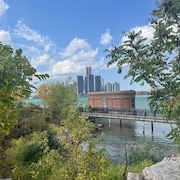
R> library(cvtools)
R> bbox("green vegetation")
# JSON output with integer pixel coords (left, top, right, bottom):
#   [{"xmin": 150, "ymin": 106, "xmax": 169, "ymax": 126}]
[
  {"xmin": 1, "ymin": 0, "xmax": 179, "ymax": 179},
  {"xmin": 37, "ymin": 81, "xmax": 77, "ymax": 124},
  {"xmin": 0, "ymin": 43, "xmax": 49, "ymax": 135},
  {"xmin": 106, "ymin": 0, "xmax": 180, "ymax": 147}
]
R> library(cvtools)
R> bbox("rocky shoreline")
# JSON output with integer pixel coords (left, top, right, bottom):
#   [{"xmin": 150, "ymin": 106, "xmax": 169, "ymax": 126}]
[{"xmin": 127, "ymin": 155, "xmax": 180, "ymax": 180}]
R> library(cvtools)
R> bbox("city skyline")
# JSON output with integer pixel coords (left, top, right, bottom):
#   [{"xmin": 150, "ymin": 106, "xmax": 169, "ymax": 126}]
[
  {"xmin": 0, "ymin": 0, "xmax": 156, "ymax": 91},
  {"xmin": 77, "ymin": 66, "xmax": 120, "ymax": 95}
]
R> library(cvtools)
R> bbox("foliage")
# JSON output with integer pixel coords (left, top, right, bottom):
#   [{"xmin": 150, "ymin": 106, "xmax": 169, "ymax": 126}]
[
  {"xmin": 105, "ymin": 0, "xmax": 180, "ymax": 140},
  {"xmin": 55, "ymin": 108, "xmax": 109, "ymax": 179},
  {"xmin": 37, "ymin": 81, "xmax": 77, "ymax": 124},
  {"xmin": 3, "ymin": 109, "xmax": 111, "ymax": 179},
  {"xmin": 75, "ymin": 142, "xmax": 109, "ymax": 180},
  {"xmin": 0, "ymin": 42, "xmax": 49, "ymax": 135},
  {"xmin": 5, "ymin": 125, "xmax": 63, "ymax": 179},
  {"xmin": 100, "ymin": 159, "xmax": 153, "ymax": 180},
  {"xmin": 127, "ymin": 144, "xmax": 162, "ymax": 165},
  {"xmin": 105, "ymin": 164, "xmax": 126, "ymax": 180},
  {"xmin": 0, "ymin": 102, "xmax": 18, "ymax": 135},
  {"xmin": 27, "ymin": 150, "xmax": 63, "ymax": 180},
  {"xmin": 8, "ymin": 102, "xmax": 48, "ymax": 138},
  {"xmin": 128, "ymin": 159, "xmax": 153, "ymax": 174},
  {"xmin": 1, "ymin": 107, "xmax": 158, "ymax": 179}
]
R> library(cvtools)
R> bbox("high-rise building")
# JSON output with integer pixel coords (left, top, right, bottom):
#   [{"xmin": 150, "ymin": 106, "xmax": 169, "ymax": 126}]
[
  {"xmin": 105, "ymin": 83, "xmax": 113, "ymax": 92},
  {"xmin": 86, "ymin": 66, "xmax": 92, "ymax": 77},
  {"xmin": 95, "ymin": 75, "xmax": 101, "ymax": 92},
  {"xmin": 89, "ymin": 74, "xmax": 94, "ymax": 92},
  {"xmin": 77, "ymin": 75, "xmax": 84, "ymax": 95},
  {"xmin": 101, "ymin": 78, "xmax": 105, "ymax": 91},
  {"xmin": 85, "ymin": 76, "xmax": 87, "ymax": 94},
  {"xmin": 86, "ymin": 66, "xmax": 92, "ymax": 93},
  {"xmin": 77, "ymin": 66, "xmax": 104, "ymax": 94},
  {"xmin": 113, "ymin": 82, "xmax": 120, "ymax": 91}
]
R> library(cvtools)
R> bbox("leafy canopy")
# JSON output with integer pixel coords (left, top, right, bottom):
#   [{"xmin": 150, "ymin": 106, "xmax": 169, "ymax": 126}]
[
  {"xmin": 0, "ymin": 42, "xmax": 49, "ymax": 135},
  {"xmin": 105, "ymin": 0, "xmax": 180, "ymax": 122},
  {"xmin": 37, "ymin": 81, "xmax": 77, "ymax": 123}
]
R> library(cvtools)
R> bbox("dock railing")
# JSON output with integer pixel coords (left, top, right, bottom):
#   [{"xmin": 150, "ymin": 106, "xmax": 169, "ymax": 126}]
[{"xmin": 81, "ymin": 107, "xmax": 177, "ymax": 124}]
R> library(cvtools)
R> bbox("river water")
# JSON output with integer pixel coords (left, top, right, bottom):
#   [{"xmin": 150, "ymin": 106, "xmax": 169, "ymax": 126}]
[
  {"xmin": 26, "ymin": 96, "xmax": 179, "ymax": 164},
  {"xmin": 79, "ymin": 96, "xmax": 179, "ymax": 164}
]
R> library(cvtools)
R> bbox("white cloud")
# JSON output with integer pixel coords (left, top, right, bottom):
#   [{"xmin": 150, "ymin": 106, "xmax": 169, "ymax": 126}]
[
  {"xmin": 121, "ymin": 24, "xmax": 155, "ymax": 43},
  {"xmin": 12, "ymin": 21, "xmax": 103, "ymax": 78},
  {"xmin": 50, "ymin": 38, "xmax": 99, "ymax": 76},
  {"xmin": 0, "ymin": 30, "xmax": 11, "ymax": 45},
  {"xmin": 0, "ymin": 16, "xmax": 112, "ymax": 81},
  {"xmin": 0, "ymin": 0, "xmax": 9, "ymax": 18},
  {"xmin": 12, "ymin": 20, "xmax": 57, "ymax": 72},
  {"xmin": 59, "ymin": 37, "xmax": 91, "ymax": 58},
  {"xmin": 31, "ymin": 54, "xmax": 53, "ymax": 67},
  {"xmin": 100, "ymin": 29, "xmax": 113, "ymax": 45},
  {"xmin": 14, "ymin": 20, "xmax": 54, "ymax": 52}
]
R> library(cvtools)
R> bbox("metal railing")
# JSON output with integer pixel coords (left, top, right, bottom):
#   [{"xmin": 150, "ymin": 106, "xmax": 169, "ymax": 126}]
[{"xmin": 81, "ymin": 107, "xmax": 176, "ymax": 123}]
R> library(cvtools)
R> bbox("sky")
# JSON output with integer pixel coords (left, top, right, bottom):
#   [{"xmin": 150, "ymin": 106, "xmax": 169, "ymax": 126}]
[{"xmin": 0, "ymin": 0, "xmax": 157, "ymax": 91}]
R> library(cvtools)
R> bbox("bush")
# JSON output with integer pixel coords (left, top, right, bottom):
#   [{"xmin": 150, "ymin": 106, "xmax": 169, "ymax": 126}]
[
  {"xmin": 24, "ymin": 143, "xmax": 43, "ymax": 163},
  {"xmin": 128, "ymin": 144, "xmax": 162, "ymax": 165},
  {"xmin": 128, "ymin": 159, "xmax": 153, "ymax": 174},
  {"xmin": 106, "ymin": 164, "xmax": 125, "ymax": 180}
]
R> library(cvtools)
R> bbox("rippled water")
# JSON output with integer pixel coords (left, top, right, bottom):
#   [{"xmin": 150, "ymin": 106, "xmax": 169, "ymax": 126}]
[
  {"xmin": 93, "ymin": 118, "xmax": 178, "ymax": 163},
  {"xmin": 26, "ymin": 96, "xmax": 179, "ymax": 163}
]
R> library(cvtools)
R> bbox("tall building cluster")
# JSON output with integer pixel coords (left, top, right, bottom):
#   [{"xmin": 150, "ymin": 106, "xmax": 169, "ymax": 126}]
[{"xmin": 77, "ymin": 66, "xmax": 120, "ymax": 95}]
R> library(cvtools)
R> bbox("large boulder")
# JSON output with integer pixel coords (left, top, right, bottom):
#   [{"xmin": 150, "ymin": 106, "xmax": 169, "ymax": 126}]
[{"xmin": 128, "ymin": 156, "xmax": 180, "ymax": 180}]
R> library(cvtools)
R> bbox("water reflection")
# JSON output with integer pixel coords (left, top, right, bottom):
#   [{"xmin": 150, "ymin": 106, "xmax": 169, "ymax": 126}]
[{"xmin": 94, "ymin": 118, "xmax": 178, "ymax": 164}]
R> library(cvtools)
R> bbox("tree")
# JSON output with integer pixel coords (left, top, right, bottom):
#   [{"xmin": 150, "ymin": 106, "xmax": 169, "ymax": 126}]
[
  {"xmin": 105, "ymin": 0, "xmax": 180, "ymax": 141},
  {"xmin": 37, "ymin": 81, "xmax": 77, "ymax": 124},
  {"xmin": 0, "ymin": 42, "xmax": 49, "ymax": 135}
]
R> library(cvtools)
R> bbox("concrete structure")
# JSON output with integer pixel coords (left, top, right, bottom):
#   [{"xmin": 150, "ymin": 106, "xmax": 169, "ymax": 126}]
[{"xmin": 88, "ymin": 90, "xmax": 135, "ymax": 109}]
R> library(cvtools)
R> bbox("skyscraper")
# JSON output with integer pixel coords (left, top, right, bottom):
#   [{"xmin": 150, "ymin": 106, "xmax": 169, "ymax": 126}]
[
  {"xmin": 85, "ymin": 76, "xmax": 87, "ymax": 94},
  {"xmin": 77, "ymin": 75, "xmax": 84, "ymax": 95},
  {"xmin": 113, "ymin": 82, "xmax": 120, "ymax": 91},
  {"xmin": 106, "ymin": 83, "xmax": 113, "ymax": 92},
  {"xmin": 77, "ymin": 66, "xmax": 102, "ymax": 94},
  {"xmin": 95, "ymin": 75, "xmax": 101, "ymax": 92},
  {"xmin": 86, "ymin": 66, "xmax": 92, "ymax": 77},
  {"xmin": 86, "ymin": 66, "xmax": 93, "ymax": 93},
  {"xmin": 89, "ymin": 74, "xmax": 94, "ymax": 92}
]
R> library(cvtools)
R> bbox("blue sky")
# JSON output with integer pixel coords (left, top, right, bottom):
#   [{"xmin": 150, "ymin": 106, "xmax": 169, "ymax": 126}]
[{"xmin": 0, "ymin": 0, "xmax": 157, "ymax": 91}]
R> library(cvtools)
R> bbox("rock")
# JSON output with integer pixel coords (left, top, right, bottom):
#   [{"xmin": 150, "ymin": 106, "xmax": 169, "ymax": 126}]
[
  {"xmin": 94, "ymin": 123, "xmax": 104, "ymax": 130},
  {"xmin": 127, "ymin": 172, "xmax": 142, "ymax": 180},
  {"xmin": 127, "ymin": 156, "xmax": 180, "ymax": 180}
]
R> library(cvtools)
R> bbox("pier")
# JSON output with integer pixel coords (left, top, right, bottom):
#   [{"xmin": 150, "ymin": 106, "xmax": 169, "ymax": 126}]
[{"xmin": 81, "ymin": 108, "xmax": 176, "ymax": 133}]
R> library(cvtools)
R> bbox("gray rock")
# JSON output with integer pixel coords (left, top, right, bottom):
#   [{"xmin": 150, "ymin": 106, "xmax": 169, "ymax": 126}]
[
  {"xmin": 127, "ymin": 172, "xmax": 142, "ymax": 180},
  {"xmin": 128, "ymin": 156, "xmax": 180, "ymax": 180}
]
